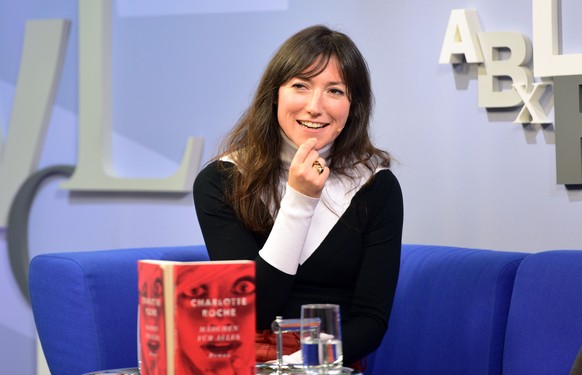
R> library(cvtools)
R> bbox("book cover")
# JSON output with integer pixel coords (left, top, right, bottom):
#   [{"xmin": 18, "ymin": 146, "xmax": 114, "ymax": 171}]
[{"xmin": 138, "ymin": 260, "xmax": 256, "ymax": 375}]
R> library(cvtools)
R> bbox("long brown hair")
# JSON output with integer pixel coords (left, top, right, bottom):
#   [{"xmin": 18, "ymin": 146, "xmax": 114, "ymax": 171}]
[{"xmin": 218, "ymin": 25, "xmax": 391, "ymax": 233}]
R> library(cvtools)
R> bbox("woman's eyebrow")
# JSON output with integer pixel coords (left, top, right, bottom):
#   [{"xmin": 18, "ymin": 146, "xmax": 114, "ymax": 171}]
[{"xmin": 293, "ymin": 75, "xmax": 345, "ymax": 86}]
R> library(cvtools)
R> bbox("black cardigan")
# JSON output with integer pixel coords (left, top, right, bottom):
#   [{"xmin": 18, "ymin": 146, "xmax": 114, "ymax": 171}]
[{"xmin": 193, "ymin": 160, "xmax": 403, "ymax": 363}]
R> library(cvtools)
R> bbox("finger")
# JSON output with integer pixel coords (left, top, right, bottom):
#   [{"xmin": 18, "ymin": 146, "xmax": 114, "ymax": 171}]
[{"xmin": 291, "ymin": 138, "xmax": 318, "ymax": 165}]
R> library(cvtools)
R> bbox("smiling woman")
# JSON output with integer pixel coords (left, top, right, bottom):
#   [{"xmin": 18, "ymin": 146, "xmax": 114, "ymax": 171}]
[
  {"xmin": 277, "ymin": 56, "xmax": 350, "ymax": 152},
  {"xmin": 193, "ymin": 25, "xmax": 403, "ymax": 371}
]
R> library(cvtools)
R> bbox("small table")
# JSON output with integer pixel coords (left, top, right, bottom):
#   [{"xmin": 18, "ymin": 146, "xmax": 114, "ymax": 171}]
[
  {"xmin": 82, "ymin": 369, "xmax": 138, "ymax": 375},
  {"xmin": 83, "ymin": 366, "xmax": 360, "ymax": 375},
  {"xmin": 256, "ymin": 365, "xmax": 359, "ymax": 374}
]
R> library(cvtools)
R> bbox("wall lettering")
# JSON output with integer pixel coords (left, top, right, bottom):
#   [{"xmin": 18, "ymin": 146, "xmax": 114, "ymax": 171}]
[
  {"xmin": 0, "ymin": 0, "xmax": 204, "ymax": 303},
  {"xmin": 554, "ymin": 76, "xmax": 582, "ymax": 185},
  {"xmin": 1, "ymin": 0, "xmax": 204, "ymax": 226},
  {"xmin": 0, "ymin": 20, "xmax": 70, "ymax": 227},
  {"xmin": 532, "ymin": 0, "xmax": 582, "ymax": 77},
  {"xmin": 438, "ymin": 9, "xmax": 484, "ymax": 64},
  {"xmin": 439, "ymin": 0, "xmax": 582, "ymax": 185},
  {"xmin": 477, "ymin": 31, "xmax": 533, "ymax": 109},
  {"xmin": 62, "ymin": 0, "xmax": 203, "ymax": 192}
]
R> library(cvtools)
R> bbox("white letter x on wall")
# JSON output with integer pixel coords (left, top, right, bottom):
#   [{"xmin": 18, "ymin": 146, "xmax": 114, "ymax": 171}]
[{"xmin": 513, "ymin": 82, "xmax": 552, "ymax": 124}]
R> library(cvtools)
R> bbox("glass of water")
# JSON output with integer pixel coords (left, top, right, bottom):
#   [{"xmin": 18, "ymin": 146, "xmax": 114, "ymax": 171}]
[{"xmin": 300, "ymin": 304, "xmax": 343, "ymax": 374}]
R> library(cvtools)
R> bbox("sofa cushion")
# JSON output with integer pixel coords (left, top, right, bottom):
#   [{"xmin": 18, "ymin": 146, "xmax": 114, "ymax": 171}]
[
  {"xmin": 503, "ymin": 250, "xmax": 582, "ymax": 375},
  {"xmin": 366, "ymin": 244, "xmax": 526, "ymax": 375}
]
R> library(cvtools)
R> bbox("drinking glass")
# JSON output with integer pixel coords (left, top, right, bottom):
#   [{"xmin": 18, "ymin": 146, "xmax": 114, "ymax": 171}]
[{"xmin": 300, "ymin": 304, "xmax": 343, "ymax": 374}]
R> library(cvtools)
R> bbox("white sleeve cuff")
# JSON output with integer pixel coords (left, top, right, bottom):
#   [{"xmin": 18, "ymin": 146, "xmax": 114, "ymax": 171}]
[{"xmin": 259, "ymin": 184, "xmax": 319, "ymax": 275}]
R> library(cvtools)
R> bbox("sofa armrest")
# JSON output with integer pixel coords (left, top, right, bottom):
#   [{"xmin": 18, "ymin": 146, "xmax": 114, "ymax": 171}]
[
  {"xmin": 29, "ymin": 245, "xmax": 208, "ymax": 375},
  {"xmin": 503, "ymin": 250, "xmax": 582, "ymax": 375}
]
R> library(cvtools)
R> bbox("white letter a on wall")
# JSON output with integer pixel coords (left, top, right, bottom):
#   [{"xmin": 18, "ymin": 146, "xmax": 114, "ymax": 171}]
[{"xmin": 439, "ymin": 9, "xmax": 484, "ymax": 64}]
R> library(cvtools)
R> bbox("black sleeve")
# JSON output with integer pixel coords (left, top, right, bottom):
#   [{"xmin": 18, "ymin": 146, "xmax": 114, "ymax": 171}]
[
  {"xmin": 193, "ymin": 161, "xmax": 294, "ymax": 328},
  {"xmin": 342, "ymin": 170, "xmax": 403, "ymax": 363}
]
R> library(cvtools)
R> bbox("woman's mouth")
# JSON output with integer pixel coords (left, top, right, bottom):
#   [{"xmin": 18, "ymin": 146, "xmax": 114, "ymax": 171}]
[
  {"xmin": 201, "ymin": 341, "xmax": 242, "ymax": 355},
  {"xmin": 298, "ymin": 120, "xmax": 328, "ymax": 129},
  {"xmin": 147, "ymin": 339, "xmax": 160, "ymax": 353}
]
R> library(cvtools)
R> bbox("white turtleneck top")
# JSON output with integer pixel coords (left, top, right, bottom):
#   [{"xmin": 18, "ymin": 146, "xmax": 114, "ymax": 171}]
[{"xmin": 193, "ymin": 139, "xmax": 403, "ymax": 364}]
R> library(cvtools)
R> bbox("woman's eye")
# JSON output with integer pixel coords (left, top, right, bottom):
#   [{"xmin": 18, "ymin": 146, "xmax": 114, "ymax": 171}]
[
  {"xmin": 232, "ymin": 279, "xmax": 256, "ymax": 296},
  {"xmin": 329, "ymin": 88, "xmax": 345, "ymax": 95},
  {"xmin": 291, "ymin": 82, "xmax": 307, "ymax": 89},
  {"xmin": 182, "ymin": 285, "xmax": 208, "ymax": 299},
  {"xmin": 153, "ymin": 279, "xmax": 163, "ymax": 297}
]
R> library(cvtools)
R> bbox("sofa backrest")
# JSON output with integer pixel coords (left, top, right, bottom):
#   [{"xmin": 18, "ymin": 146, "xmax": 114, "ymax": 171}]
[
  {"xmin": 366, "ymin": 244, "xmax": 527, "ymax": 375},
  {"xmin": 33, "ymin": 244, "xmax": 582, "ymax": 375},
  {"xmin": 503, "ymin": 250, "xmax": 582, "ymax": 375},
  {"xmin": 29, "ymin": 245, "xmax": 209, "ymax": 375}
]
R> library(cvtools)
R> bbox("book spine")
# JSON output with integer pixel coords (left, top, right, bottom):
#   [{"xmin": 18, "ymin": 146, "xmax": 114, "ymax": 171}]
[
  {"xmin": 164, "ymin": 263, "xmax": 176, "ymax": 375},
  {"xmin": 138, "ymin": 261, "xmax": 168, "ymax": 375}
]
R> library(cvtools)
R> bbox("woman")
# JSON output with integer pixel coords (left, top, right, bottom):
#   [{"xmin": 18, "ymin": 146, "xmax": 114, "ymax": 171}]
[{"xmin": 193, "ymin": 24, "xmax": 403, "ymax": 369}]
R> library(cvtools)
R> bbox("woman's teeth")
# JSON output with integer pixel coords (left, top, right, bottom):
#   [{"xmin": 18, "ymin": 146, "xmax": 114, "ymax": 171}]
[{"xmin": 299, "ymin": 121, "xmax": 326, "ymax": 129}]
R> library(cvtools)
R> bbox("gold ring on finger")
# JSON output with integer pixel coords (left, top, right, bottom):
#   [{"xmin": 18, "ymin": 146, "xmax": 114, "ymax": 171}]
[{"xmin": 312, "ymin": 160, "xmax": 324, "ymax": 175}]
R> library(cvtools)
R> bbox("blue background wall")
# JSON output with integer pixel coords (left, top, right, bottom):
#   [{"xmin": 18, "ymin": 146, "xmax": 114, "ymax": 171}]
[{"xmin": 1, "ymin": 0, "xmax": 582, "ymax": 373}]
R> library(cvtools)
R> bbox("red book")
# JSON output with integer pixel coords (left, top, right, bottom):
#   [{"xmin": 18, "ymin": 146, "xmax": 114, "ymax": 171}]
[{"xmin": 138, "ymin": 260, "xmax": 256, "ymax": 375}]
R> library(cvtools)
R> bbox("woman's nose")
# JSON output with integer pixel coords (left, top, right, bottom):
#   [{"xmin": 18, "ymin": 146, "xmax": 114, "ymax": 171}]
[{"xmin": 305, "ymin": 91, "xmax": 323, "ymax": 116}]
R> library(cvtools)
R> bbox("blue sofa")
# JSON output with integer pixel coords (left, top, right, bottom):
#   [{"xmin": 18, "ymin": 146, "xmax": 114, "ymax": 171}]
[{"xmin": 29, "ymin": 244, "xmax": 582, "ymax": 375}]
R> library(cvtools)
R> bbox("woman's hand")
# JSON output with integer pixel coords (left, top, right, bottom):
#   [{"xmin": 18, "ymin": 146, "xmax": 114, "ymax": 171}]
[{"xmin": 288, "ymin": 138, "xmax": 329, "ymax": 198}]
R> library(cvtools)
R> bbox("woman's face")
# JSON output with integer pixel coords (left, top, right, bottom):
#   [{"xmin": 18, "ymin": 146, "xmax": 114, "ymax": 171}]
[
  {"xmin": 175, "ymin": 264, "xmax": 256, "ymax": 374},
  {"xmin": 277, "ymin": 56, "xmax": 351, "ymax": 151}
]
